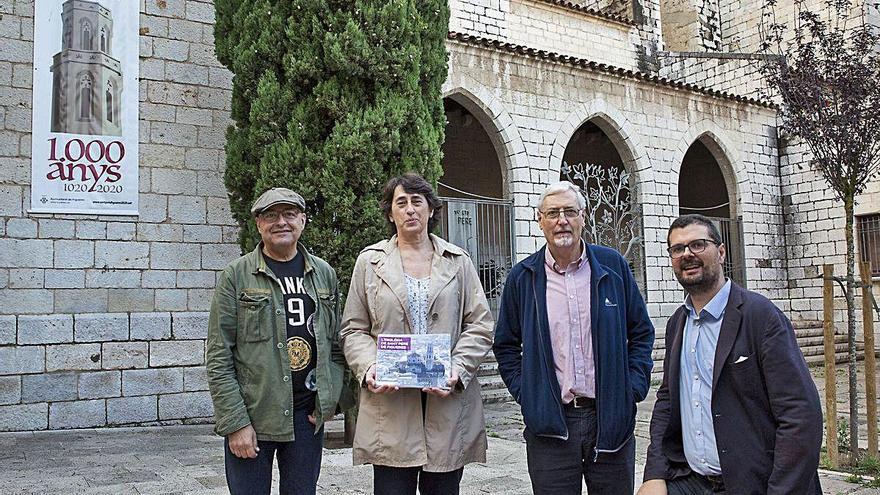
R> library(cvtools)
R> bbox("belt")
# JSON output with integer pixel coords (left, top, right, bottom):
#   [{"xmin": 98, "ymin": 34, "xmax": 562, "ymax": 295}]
[
  {"xmin": 696, "ymin": 473, "xmax": 725, "ymax": 492},
  {"xmin": 565, "ymin": 396, "xmax": 595, "ymax": 408}
]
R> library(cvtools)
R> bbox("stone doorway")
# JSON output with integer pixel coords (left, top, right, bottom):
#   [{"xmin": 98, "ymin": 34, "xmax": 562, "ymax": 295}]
[
  {"xmin": 560, "ymin": 119, "xmax": 646, "ymax": 295},
  {"xmin": 438, "ymin": 97, "xmax": 514, "ymax": 316},
  {"xmin": 678, "ymin": 138, "xmax": 746, "ymax": 287}
]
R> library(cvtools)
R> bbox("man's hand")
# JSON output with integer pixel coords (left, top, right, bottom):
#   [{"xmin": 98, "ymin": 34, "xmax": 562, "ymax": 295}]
[
  {"xmin": 423, "ymin": 369, "xmax": 460, "ymax": 398},
  {"xmin": 636, "ymin": 479, "xmax": 667, "ymax": 495},
  {"xmin": 365, "ymin": 363, "xmax": 399, "ymax": 394},
  {"xmin": 227, "ymin": 424, "xmax": 259, "ymax": 459}
]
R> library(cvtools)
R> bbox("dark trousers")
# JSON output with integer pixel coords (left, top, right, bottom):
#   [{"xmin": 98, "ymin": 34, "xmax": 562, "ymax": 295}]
[
  {"xmin": 224, "ymin": 409, "xmax": 323, "ymax": 495},
  {"xmin": 666, "ymin": 472, "xmax": 726, "ymax": 495},
  {"xmin": 373, "ymin": 465, "xmax": 464, "ymax": 495},
  {"xmin": 524, "ymin": 401, "xmax": 635, "ymax": 494}
]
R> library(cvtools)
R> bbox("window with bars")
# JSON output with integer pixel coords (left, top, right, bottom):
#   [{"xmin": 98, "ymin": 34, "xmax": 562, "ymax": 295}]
[{"xmin": 857, "ymin": 214, "xmax": 880, "ymax": 276}]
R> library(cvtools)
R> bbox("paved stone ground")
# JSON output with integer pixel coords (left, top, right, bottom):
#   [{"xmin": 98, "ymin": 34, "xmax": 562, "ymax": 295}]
[{"xmin": 1, "ymin": 366, "xmax": 878, "ymax": 494}]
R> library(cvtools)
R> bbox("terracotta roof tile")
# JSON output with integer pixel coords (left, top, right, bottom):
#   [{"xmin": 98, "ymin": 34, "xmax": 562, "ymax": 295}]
[
  {"xmin": 536, "ymin": 0, "xmax": 636, "ymax": 26},
  {"xmin": 447, "ymin": 32, "xmax": 776, "ymax": 109}
]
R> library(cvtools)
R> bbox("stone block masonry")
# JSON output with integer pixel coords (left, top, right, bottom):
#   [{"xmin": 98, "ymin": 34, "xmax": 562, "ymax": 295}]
[
  {"xmin": 0, "ymin": 0, "xmax": 238, "ymax": 432},
  {"xmin": 0, "ymin": 0, "xmax": 849, "ymax": 432}
]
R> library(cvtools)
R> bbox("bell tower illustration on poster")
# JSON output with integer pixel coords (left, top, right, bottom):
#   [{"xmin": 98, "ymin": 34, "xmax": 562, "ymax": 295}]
[{"xmin": 50, "ymin": 0, "xmax": 123, "ymax": 136}]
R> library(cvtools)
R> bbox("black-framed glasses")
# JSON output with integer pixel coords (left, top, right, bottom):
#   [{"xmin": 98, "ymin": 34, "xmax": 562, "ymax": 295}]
[
  {"xmin": 539, "ymin": 207, "xmax": 582, "ymax": 220},
  {"xmin": 667, "ymin": 238, "xmax": 719, "ymax": 259}
]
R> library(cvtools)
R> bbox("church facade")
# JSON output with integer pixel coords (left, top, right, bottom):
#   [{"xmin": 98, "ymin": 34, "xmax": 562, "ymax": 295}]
[{"xmin": 0, "ymin": 0, "xmax": 875, "ymax": 431}]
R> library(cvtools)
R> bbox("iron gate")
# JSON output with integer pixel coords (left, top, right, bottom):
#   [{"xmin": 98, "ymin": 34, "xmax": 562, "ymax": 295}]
[
  {"xmin": 438, "ymin": 197, "xmax": 515, "ymax": 317},
  {"xmin": 706, "ymin": 216, "xmax": 747, "ymax": 288}
]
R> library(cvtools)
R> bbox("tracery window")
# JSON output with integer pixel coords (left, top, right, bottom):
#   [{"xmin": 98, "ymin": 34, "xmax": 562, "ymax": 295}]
[
  {"xmin": 78, "ymin": 73, "xmax": 93, "ymax": 120},
  {"xmin": 105, "ymin": 80, "xmax": 114, "ymax": 123},
  {"xmin": 81, "ymin": 22, "xmax": 93, "ymax": 50}
]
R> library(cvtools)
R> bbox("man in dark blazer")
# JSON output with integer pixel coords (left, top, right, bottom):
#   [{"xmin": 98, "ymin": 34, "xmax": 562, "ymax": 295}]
[{"xmin": 639, "ymin": 214, "xmax": 823, "ymax": 495}]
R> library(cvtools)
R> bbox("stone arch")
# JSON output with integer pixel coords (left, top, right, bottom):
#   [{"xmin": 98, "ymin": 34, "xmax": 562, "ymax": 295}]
[
  {"xmin": 548, "ymin": 99, "xmax": 653, "ymax": 205},
  {"xmin": 438, "ymin": 80, "xmax": 528, "ymax": 306},
  {"xmin": 80, "ymin": 20, "xmax": 93, "ymax": 50},
  {"xmin": 105, "ymin": 79, "xmax": 114, "ymax": 123},
  {"xmin": 671, "ymin": 122, "xmax": 750, "ymax": 287},
  {"xmin": 669, "ymin": 121, "xmax": 749, "ymax": 218},
  {"xmin": 76, "ymin": 71, "xmax": 94, "ymax": 121},
  {"xmin": 440, "ymin": 83, "xmax": 528, "ymax": 202},
  {"xmin": 549, "ymin": 99, "xmax": 653, "ymax": 295}
]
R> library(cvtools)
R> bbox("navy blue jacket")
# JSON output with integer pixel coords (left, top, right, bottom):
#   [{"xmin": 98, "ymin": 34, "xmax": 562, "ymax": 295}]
[
  {"xmin": 493, "ymin": 244, "xmax": 654, "ymax": 456},
  {"xmin": 644, "ymin": 282, "xmax": 823, "ymax": 494}
]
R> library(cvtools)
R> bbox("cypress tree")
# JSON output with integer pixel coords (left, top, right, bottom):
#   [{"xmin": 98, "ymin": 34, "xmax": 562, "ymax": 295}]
[{"xmin": 215, "ymin": 1, "xmax": 449, "ymax": 287}]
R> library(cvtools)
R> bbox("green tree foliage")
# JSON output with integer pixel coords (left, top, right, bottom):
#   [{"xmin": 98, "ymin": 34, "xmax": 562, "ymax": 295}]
[{"xmin": 214, "ymin": 0, "xmax": 449, "ymax": 287}]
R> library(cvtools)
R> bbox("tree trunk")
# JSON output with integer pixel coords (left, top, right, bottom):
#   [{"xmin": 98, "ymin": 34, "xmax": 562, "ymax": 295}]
[{"xmin": 844, "ymin": 197, "xmax": 860, "ymax": 462}]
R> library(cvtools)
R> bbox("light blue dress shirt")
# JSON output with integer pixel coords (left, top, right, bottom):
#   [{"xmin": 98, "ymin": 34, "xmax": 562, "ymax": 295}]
[{"xmin": 679, "ymin": 279, "xmax": 731, "ymax": 476}]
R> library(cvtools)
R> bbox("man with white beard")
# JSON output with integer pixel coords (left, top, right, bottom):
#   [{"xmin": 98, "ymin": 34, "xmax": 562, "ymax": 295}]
[{"xmin": 493, "ymin": 181, "xmax": 654, "ymax": 494}]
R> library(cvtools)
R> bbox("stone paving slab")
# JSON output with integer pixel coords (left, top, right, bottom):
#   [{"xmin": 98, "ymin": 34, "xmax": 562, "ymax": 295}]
[
  {"xmin": 0, "ymin": 410, "xmax": 876, "ymax": 494},
  {"xmin": 1, "ymin": 363, "xmax": 878, "ymax": 494}
]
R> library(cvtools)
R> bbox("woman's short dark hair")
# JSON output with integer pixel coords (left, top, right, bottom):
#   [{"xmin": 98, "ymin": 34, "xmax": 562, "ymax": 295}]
[{"xmin": 380, "ymin": 173, "xmax": 443, "ymax": 235}]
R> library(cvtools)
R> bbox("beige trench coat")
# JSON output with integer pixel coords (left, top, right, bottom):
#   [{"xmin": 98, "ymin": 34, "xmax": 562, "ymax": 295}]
[{"xmin": 341, "ymin": 234, "xmax": 494, "ymax": 472}]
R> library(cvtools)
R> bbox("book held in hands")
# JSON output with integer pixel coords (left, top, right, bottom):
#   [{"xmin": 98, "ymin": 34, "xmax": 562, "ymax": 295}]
[{"xmin": 376, "ymin": 333, "xmax": 452, "ymax": 388}]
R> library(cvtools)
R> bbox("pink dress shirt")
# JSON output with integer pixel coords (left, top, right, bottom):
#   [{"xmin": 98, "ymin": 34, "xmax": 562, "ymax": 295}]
[{"xmin": 545, "ymin": 244, "xmax": 595, "ymax": 401}]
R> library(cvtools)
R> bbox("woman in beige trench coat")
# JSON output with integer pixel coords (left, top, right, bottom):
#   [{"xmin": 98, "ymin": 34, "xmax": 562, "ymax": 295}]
[{"xmin": 341, "ymin": 173, "xmax": 494, "ymax": 494}]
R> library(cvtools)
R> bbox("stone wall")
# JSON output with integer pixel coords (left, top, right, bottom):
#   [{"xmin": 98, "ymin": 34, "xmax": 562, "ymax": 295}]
[
  {"xmin": 0, "ymin": 0, "xmax": 834, "ymax": 433},
  {"xmin": 716, "ymin": 0, "xmax": 880, "ymax": 331},
  {"xmin": 658, "ymin": 52, "xmax": 767, "ymax": 98},
  {"xmin": 448, "ymin": 0, "xmax": 509, "ymax": 38},
  {"xmin": 506, "ymin": 0, "xmax": 641, "ymax": 70},
  {"xmin": 0, "ymin": 0, "xmax": 239, "ymax": 431},
  {"xmin": 443, "ymin": 39, "xmax": 784, "ymax": 330},
  {"xmin": 449, "ymin": 0, "xmax": 665, "ymax": 73},
  {"xmin": 781, "ymin": 137, "xmax": 880, "ymax": 333},
  {"xmin": 720, "ymin": 0, "xmax": 867, "ymax": 53}
]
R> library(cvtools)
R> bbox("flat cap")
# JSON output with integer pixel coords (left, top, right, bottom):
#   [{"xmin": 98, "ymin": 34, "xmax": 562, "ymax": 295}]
[{"xmin": 250, "ymin": 187, "xmax": 307, "ymax": 216}]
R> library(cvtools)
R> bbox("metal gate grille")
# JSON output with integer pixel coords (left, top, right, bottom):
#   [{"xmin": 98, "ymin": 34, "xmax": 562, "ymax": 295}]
[
  {"xmin": 706, "ymin": 216, "xmax": 746, "ymax": 288},
  {"xmin": 858, "ymin": 214, "xmax": 880, "ymax": 276},
  {"xmin": 438, "ymin": 197, "xmax": 515, "ymax": 317}
]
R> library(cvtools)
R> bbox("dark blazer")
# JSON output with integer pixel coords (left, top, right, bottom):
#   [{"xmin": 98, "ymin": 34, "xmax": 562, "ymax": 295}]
[
  {"xmin": 643, "ymin": 282, "xmax": 823, "ymax": 494},
  {"xmin": 493, "ymin": 244, "xmax": 654, "ymax": 454}
]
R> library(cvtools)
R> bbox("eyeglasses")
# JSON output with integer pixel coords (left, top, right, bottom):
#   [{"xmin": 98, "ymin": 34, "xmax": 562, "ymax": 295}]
[
  {"xmin": 539, "ymin": 208, "xmax": 582, "ymax": 220},
  {"xmin": 259, "ymin": 209, "xmax": 302, "ymax": 222},
  {"xmin": 667, "ymin": 239, "xmax": 719, "ymax": 259}
]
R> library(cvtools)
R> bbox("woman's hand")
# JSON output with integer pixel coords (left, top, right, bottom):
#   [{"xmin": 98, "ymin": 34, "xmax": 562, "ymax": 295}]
[
  {"xmin": 365, "ymin": 363, "xmax": 399, "ymax": 394},
  {"xmin": 422, "ymin": 370, "xmax": 460, "ymax": 398}
]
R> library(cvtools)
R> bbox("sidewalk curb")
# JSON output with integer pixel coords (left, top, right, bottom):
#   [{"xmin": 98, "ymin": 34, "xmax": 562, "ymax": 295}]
[{"xmin": 817, "ymin": 467, "xmax": 877, "ymax": 483}]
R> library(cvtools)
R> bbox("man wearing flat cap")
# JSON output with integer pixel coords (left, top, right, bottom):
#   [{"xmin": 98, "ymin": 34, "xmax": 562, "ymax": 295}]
[{"xmin": 207, "ymin": 187, "xmax": 349, "ymax": 495}]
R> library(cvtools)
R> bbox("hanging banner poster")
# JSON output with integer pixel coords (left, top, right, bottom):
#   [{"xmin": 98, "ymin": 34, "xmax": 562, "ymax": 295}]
[{"xmin": 30, "ymin": 0, "xmax": 139, "ymax": 215}]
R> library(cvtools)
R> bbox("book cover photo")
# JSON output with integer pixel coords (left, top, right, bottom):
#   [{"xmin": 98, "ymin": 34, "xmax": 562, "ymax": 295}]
[{"xmin": 376, "ymin": 334, "xmax": 452, "ymax": 388}]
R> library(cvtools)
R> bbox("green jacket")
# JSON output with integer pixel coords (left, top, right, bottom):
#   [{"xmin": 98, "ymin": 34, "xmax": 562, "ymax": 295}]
[{"xmin": 206, "ymin": 243, "xmax": 351, "ymax": 441}]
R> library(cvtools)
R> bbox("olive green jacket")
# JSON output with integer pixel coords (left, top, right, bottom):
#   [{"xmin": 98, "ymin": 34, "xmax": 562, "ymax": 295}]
[{"xmin": 206, "ymin": 243, "xmax": 351, "ymax": 441}]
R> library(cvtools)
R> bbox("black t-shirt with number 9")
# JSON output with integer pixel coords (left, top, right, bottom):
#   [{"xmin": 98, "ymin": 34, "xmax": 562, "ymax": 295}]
[{"xmin": 263, "ymin": 251, "xmax": 317, "ymax": 413}]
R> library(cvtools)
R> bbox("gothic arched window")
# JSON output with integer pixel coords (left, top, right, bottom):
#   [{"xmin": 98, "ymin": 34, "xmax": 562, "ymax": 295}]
[
  {"xmin": 78, "ymin": 73, "xmax": 93, "ymax": 120},
  {"xmin": 81, "ymin": 22, "xmax": 92, "ymax": 50},
  {"xmin": 100, "ymin": 27, "xmax": 107, "ymax": 52},
  {"xmin": 63, "ymin": 18, "xmax": 70, "ymax": 49},
  {"xmin": 105, "ymin": 80, "xmax": 114, "ymax": 123}
]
